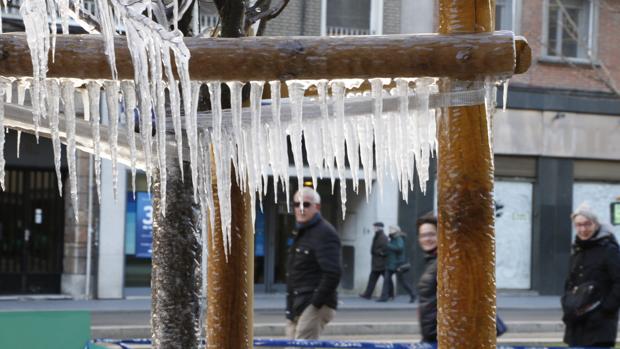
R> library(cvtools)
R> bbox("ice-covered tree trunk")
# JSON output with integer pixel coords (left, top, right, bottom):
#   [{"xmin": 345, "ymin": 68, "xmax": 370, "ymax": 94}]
[
  {"xmin": 206, "ymin": 157, "xmax": 254, "ymax": 349},
  {"xmin": 151, "ymin": 156, "xmax": 201, "ymax": 349},
  {"xmin": 436, "ymin": 1, "xmax": 496, "ymax": 348}
]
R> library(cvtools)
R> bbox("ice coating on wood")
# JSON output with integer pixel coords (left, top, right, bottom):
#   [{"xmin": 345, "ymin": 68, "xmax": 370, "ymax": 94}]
[
  {"xmin": 61, "ymin": 80, "xmax": 78, "ymax": 221},
  {"xmin": 503, "ymin": 79, "xmax": 509, "ymax": 112},
  {"xmin": 163, "ymin": 51, "xmax": 183, "ymax": 175}
]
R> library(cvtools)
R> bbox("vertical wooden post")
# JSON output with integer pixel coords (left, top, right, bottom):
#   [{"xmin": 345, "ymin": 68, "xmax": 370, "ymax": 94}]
[
  {"xmin": 206, "ymin": 156, "xmax": 254, "ymax": 349},
  {"xmin": 436, "ymin": 1, "xmax": 496, "ymax": 348},
  {"xmin": 151, "ymin": 159, "xmax": 201, "ymax": 349}
]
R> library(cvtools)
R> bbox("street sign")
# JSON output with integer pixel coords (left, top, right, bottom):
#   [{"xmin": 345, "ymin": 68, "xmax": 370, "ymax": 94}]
[
  {"xmin": 135, "ymin": 192, "xmax": 153, "ymax": 258},
  {"xmin": 612, "ymin": 202, "xmax": 620, "ymax": 226}
]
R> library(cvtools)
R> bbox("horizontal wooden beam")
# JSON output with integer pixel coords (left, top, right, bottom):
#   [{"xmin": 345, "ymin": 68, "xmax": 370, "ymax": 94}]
[{"xmin": 0, "ymin": 32, "xmax": 530, "ymax": 81}]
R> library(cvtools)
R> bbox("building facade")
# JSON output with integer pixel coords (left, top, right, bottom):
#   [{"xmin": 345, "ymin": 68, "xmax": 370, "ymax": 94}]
[{"xmin": 1, "ymin": 0, "xmax": 618, "ymax": 299}]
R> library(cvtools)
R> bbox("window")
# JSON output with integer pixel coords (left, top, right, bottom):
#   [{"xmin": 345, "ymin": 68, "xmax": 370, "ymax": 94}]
[
  {"xmin": 496, "ymin": 0, "xmax": 513, "ymax": 31},
  {"xmin": 495, "ymin": 0, "xmax": 522, "ymax": 33},
  {"xmin": 544, "ymin": 0, "xmax": 596, "ymax": 61},
  {"xmin": 321, "ymin": 0, "xmax": 383, "ymax": 36}
]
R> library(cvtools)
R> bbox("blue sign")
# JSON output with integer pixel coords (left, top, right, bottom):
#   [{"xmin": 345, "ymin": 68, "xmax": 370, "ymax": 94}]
[
  {"xmin": 255, "ymin": 208, "xmax": 265, "ymax": 257},
  {"xmin": 135, "ymin": 192, "xmax": 153, "ymax": 258}
]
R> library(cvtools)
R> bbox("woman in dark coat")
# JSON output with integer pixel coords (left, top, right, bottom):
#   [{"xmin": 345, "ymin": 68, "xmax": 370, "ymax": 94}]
[
  {"xmin": 415, "ymin": 214, "xmax": 438, "ymax": 343},
  {"xmin": 562, "ymin": 204, "xmax": 620, "ymax": 348},
  {"xmin": 359, "ymin": 222, "xmax": 389, "ymax": 299}
]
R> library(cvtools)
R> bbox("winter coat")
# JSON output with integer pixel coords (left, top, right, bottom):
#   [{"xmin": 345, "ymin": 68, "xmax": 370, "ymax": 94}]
[
  {"xmin": 385, "ymin": 234, "xmax": 406, "ymax": 271},
  {"xmin": 562, "ymin": 225, "xmax": 620, "ymax": 347},
  {"xmin": 417, "ymin": 250, "xmax": 438, "ymax": 343},
  {"xmin": 371, "ymin": 230, "xmax": 388, "ymax": 271},
  {"xmin": 286, "ymin": 213, "xmax": 342, "ymax": 320}
]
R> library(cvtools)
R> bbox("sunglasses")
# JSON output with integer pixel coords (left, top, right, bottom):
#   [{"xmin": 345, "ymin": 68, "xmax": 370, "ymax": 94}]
[{"xmin": 293, "ymin": 201, "xmax": 312, "ymax": 208}]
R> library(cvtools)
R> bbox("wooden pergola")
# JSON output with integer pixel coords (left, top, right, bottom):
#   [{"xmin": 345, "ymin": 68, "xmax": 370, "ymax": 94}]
[{"xmin": 0, "ymin": 1, "xmax": 531, "ymax": 348}]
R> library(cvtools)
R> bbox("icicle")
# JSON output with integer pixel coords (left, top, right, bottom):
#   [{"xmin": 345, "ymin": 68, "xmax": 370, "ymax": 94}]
[
  {"xmin": 20, "ymin": 0, "xmax": 50, "ymax": 140},
  {"xmin": 226, "ymin": 81, "xmax": 244, "ymax": 187},
  {"xmin": 17, "ymin": 80, "xmax": 28, "ymax": 105},
  {"xmin": 163, "ymin": 50, "xmax": 183, "ymax": 174},
  {"xmin": 80, "ymin": 87, "xmax": 90, "ymax": 121},
  {"xmin": 356, "ymin": 115, "xmax": 374, "ymax": 200},
  {"xmin": 62, "ymin": 80, "xmax": 78, "ymax": 221},
  {"xmin": 250, "ymin": 81, "xmax": 265, "ymax": 210},
  {"xmin": 371, "ymin": 80, "xmax": 387, "ymax": 198},
  {"xmin": 46, "ymin": 79, "xmax": 63, "ymax": 195},
  {"xmin": 121, "ymin": 80, "xmax": 138, "ymax": 197},
  {"xmin": 189, "ymin": 81, "xmax": 201, "ymax": 201},
  {"xmin": 285, "ymin": 80, "xmax": 310, "ymax": 201},
  {"xmin": 58, "ymin": 0, "xmax": 70, "ymax": 34},
  {"xmin": 104, "ymin": 80, "xmax": 120, "ymax": 200},
  {"xmin": 268, "ymin": 80, "xmax": 289, "ymax": 209},
  {"xmin": 46, "ymin": 0, "xmax": 57, "ymax": 59},
  {"xmin": 87, "ymin": 81, "xmax": 102, "ymax": 203},
  {"xmin": 216, "ymin": 131, "xmax": 232, "ymax": 258},
  {"xmin": 151, "ymin": 36, "xmax": 168, "ymax": 214},
  {"xmin": 95, "ymin": 0, "xmax": 118, "ymax": 79},
  {"xmin": 415, "ymin": 78, "xmax": 434, "ymax": 193},
  {"xmin": 316, "ymin": 79, "xmax": 336, "ymax": 194},
  {"xmin": 330, "ymin": 80, "xmax": 349, "ymax": 219},
  {"xmin": 503, "ymin": 79, "xmax": 509, "ymax": 112}
]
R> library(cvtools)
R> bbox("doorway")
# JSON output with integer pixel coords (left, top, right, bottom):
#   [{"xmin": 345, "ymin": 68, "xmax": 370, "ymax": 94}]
[{"xmin": 0, "ymin": 168, "xmax": 65, "ymax": 294}]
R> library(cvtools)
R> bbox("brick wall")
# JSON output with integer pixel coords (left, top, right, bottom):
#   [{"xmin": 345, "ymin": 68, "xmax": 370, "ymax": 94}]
[
  {"xmin": 263, "ymin": 0, "xmax": 304, "ymax": 36},
  {"xmin": 512, "ymin": 0, "xmax": 620, "ymax": 94}
]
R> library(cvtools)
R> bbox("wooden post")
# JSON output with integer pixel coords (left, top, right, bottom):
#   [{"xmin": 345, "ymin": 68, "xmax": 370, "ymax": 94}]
[
  {"xmin": 436, "ymin": 1, "xmax": 497, "ymax": 348},
  {"xmin": 151, "ymin": 159, "xmax": 201, "ymax": 349},
  {"xmin": 206, "ymin": 154, "xmax": 254, "ymax": 349}
]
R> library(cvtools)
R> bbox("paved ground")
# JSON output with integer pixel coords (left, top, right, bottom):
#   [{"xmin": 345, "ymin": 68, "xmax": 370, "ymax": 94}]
[{"xmin": 0, "ymin": 291, "xmax": 572, "ymax": 344}]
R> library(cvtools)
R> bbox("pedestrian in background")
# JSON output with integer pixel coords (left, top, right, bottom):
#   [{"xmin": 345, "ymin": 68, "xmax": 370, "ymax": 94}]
[
  {"xmin": 415, "ymin": 213, "xmax": 438, "ymax": 344},
  {"xmin": 377, "ymin": 225, "xmax": 416, "ymax": 303},
  {"xmin": 359, "ymin": 222, "xmax": 389, "ymax": 300},
  {"xmin": 285, "ymin": 187, "xmax": 342, "ymax": 340},
  {"xmin": 562, "ymin": 202, "xmax": 620, "ymax": 348}
]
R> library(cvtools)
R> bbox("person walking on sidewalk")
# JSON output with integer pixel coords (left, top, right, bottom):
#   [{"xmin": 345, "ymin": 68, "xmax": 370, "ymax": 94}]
[
  {"xmin": 285, "ymin": 187, "xmax": 342, "ymax": 340},
  {"xmin": 562, "ymin": 203, "xmax": 620, "ymax": 348},
  {"xmin": 415, "ymin": 213, "xmax": 438, "ymax": 344},
  {"xmin": 377, "ymin": 225, "xmax": 416, "ymax": 303},
  {"xmin": 359, "ymin": 222, "xmax": 389, "ymax": 299}
]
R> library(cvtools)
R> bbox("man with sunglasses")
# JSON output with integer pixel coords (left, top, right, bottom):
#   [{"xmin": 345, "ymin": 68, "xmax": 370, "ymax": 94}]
[{"xmin": 285, "ymin": 187, "xmax": 342, "ymax": 340}]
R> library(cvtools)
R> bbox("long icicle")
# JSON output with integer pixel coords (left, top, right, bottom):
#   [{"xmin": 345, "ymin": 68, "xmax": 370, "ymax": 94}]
[
  {"xmin": 121, "ymin": 80, "xmax": 138, "ymax": 197},
  {"xmin": 87, "ymin": 81, "xmax": 102, "ymax": 203},
  {"xmin": 46, "ymin": 79, "xmax": 63, "ymax": 195},
  {"xmin": 104, "ymin": 80, "xmax": 120, "ymax": 200},
  {"xmin": 61, "ymin": 80, "xmax": 78, "ymax": 221}
]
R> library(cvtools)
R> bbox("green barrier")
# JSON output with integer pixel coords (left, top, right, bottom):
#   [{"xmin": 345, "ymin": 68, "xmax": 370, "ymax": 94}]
[{"xmin": 0, "ymin": 311, "xmax": 91, "ymax": 349}]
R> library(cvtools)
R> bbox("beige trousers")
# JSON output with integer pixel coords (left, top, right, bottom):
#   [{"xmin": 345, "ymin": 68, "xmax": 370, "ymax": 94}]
[{"xmin": 285, "ymin": 305, "xmax": 336, "ymax": 339}]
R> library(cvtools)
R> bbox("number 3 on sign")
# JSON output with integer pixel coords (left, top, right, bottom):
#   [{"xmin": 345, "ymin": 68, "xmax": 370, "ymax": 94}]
[{"xmin": 143, "ymin": 206, "xmax": 153, "ymax": 225}]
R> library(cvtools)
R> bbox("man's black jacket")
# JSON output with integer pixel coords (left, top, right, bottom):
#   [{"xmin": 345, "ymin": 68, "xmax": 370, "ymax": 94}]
[{"xmin": 286, "ymin": 214, "xmax": 342, "ymax": 320}]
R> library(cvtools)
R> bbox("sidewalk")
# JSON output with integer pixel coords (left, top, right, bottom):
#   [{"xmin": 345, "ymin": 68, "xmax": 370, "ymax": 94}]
[
  {"xmin": 0, "ymin": 291, "xmax": 562, "ymax": 312},
  {"xmin": 0, "ymin": 291, "xmax": 566, "ymax": 341}
]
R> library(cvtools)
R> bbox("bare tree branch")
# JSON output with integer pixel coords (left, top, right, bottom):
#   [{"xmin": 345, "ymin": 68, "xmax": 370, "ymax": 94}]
[{"xmin": 244, "ymin": 0, "xmax": 289, "ymax": 35}]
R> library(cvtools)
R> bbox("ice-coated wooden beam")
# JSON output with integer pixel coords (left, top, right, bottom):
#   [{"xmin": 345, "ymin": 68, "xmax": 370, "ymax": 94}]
[{"xmin": 0, "ymin": 32, "xmax": 530, "ymax": 81}]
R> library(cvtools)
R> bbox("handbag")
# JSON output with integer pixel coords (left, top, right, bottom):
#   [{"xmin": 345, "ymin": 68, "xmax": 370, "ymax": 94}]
[
  {"xmin": 562, "ymin": 281, "xmax": 599, "ymax": 321},
  {"xmin": 396, "ymin": 262, "xmax": 411, "ymax": 273},
  {"xmin": 496, "ymin": 315, "xmax": 508, "ymax": 337}
]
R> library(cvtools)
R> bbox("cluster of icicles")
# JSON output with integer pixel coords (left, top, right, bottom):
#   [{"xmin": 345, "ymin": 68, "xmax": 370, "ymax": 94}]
[{"xmin": 0, "ymin": 76, "xmax": 492, "ymax": 254}]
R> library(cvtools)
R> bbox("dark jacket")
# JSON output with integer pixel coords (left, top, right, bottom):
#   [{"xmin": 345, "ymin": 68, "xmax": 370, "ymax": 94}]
[
  {"xmin": 562, "ymin": 225, "xmax": 620, "ymax": 347},
  {"xmin": 386, "ymin": 234, "xmax": 406, "ymax": 271},
  {"xmin": 286, "ymin": 213, "xmax": 342, "ymax": 320},
  {"xmin": 371, "ymin": 230, "xmax": 388, "ymax": 271},
  {"xmin": 417, "ymin": 250, "xmax": 438, "ymax": 343}
]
